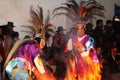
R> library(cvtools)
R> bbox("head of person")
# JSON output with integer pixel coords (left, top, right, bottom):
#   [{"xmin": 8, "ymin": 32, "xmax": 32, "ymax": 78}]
[
  {"xmin": 106, "ymin": 20, "xmax": 112, "ymax": 27},
  {"xmin": 56, "ymin": 26, "xmax": 65, "ymax": 34},
  {"xmin": 96, "ymin": 45, "xmax": 103, "ymax": 56},
  {"xmin": 85, "ymin": 23, "xmax": 94, "ymax": 34},
  {"xmin": 111, "ymin": 46, "xmax": 118, "ymax": 56},
  {"xmin": 74, "ymin": 21, "xmax": 86, "ymax": 38},
  {"xmin": 7, "ymin": 21, "xmax": 16, "ymax": 34},
  {"xmin": 96, "ymin": 19, "xmax": 103, "ymax": 28}
]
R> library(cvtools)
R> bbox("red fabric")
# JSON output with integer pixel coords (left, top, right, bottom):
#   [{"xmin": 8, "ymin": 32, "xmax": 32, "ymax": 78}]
[{"xmin": 52, "ymin": 33, "xmax": 66, "ymax": 49}]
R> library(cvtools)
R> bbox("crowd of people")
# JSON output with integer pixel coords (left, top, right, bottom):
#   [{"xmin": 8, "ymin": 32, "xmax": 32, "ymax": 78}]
[{"xmin": 0, "ymin": 17, "xmax": 120, "ymax": 80}]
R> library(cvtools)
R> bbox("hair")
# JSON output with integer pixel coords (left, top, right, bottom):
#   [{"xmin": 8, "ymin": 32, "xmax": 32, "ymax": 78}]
[
  {"xmin": 34, "ymin": 37, "xmax": 41, "ymax": 43},
  {"xmin": 11, "ymin": 31, "xmax": 19, "ymax": 39},
  {"xmin": 106, "ymin": 20, "xmax": 112, "ymax": 24},
  {"xmin": 96, "ymin": 19, "xmax": 103, "ymax": 25}
]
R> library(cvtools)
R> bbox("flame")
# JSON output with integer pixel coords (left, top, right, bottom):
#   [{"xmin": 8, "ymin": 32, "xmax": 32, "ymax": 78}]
[
  {"xmin": 64, "ymin": 58, "xmax": 76, "ymax": 80},
  {"xmin": 64, "ymin": 56, "xmax": 101, "ymax": 80},
  {"xmin": 64, "ymin": 40, "xmax": 101, "ymax": 80},
  {"xmin": 31, "ymin": 39, "xmax": 101, "ymax": 80}
]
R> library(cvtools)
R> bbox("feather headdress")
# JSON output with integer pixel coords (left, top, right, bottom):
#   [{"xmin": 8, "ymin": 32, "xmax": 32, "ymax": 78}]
[
  {"xmin": 53, "ymin": 0, "xmax": 105, "ymax": 22},
  {"xmin": 21, "ymin": 5, "xmax": 45, "ymax": 38},
  {"xmin": 21, "ymin": 6, "xmax": 56, "ymax": 40}
]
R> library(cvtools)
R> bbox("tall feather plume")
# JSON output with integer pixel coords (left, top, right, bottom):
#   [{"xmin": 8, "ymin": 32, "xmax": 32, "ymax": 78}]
[
  {"xmin": 21, "ymin": 5, "xmax": 55, "ymax": 43},
  {"xmin": 53, "ymin": 0, "xmax": 105, "ymax": 22},
  {"xmin": 30, "ymin": 6, "xmax": 44, "ymax": 36},
  {"xmin": 21, "ymin": 5, "xmax": 45, "ymax": 37}
]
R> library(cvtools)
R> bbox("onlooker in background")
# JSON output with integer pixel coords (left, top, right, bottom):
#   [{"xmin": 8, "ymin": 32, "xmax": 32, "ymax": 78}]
[
  {"xmin": 93, "ymin": 19, "xmax": 105, "ymax": 48},
  {"xmin": 52, "ymin": 26, "xmax": 66, "ymax": 51},
  {"xmin": 103, "ymin": 20, "xmax": 116, "ymax": 53},
  {"xmin": 112, "ymin": 15, "xmax": 120, "ymax": 35},
  {"xmin": 106, "ymin": 46, "xmax": 120, "ymax": 80},
  {"xmin": 95, "ymin": 45, "xmax": 109, "ymax": 80},
  {"xmin": 85, "ymin": 23, "xmax": 94, "ymax": 37},
  {"xmin": 104, "ymin": 20, "xmax": 114, "ymax": 40},
  {"xmin": 52, "ymin": 26, "xmax": 66, "ymax": 80},
  {"xmin": 96, "ymin": 45, "xmax": 106, "ymax": 66},
  {"xmin": 4, "ymin": 21, "xmax": 17, "ymax": 58},
  {"xmin": 11, "ymin": 31, "xmax": 20, "ymax": 46}
]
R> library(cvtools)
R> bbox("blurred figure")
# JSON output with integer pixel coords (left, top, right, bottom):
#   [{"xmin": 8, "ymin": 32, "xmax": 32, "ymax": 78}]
[
  {"xmin": 85, "ymin": 23, "xmax": 94, "ymax": 37},
  {"xmin": 4, "ymin": 21, "xmax": 17, "ymax": 58},
  {"xmin": 106, "ymin": 46, "xmax": 120, "ymax": 80},
  {"xmin": 93, "ymin": 19, "xmax": 105, "ymax": 47},
  {"xmin": 104, "ymin": 20, "xmax": 114, "ymax": 40},
  {"xmin": 52, "ymin": 26, "xmax": 66, "ymax": 50},
  {"xmin": 52, "ymin": 26, "xmax": 67, "ymax": 80},
  {"xmin": 11, "ymin": 31, "xmax": 20, "ymax": 46}
]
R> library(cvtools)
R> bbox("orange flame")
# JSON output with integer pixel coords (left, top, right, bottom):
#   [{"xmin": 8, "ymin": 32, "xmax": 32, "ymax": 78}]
[
  {"xmin": 64, "ymin": 40, "xmax": 101, "ymax": 80},
  {"xmin": 64, "ymin": 58, "xmax": 76, "ymax": 80},
  {"xmin": 64, "ymin": 56, "xmax": 101, "ymax": 80}
]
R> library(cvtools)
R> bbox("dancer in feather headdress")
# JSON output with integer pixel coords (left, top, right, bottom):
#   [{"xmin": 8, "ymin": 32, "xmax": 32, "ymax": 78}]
[
  {"xmin": 2, "ymin": 6, "xmax": 56, "ymax": 80},
  {"xmin": 53, "ymin": 0, "xmax": 105, "ymax": 80}
]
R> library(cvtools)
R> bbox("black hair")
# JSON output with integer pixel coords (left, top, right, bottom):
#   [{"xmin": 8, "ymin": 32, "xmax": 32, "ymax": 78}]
[
  {"xmin": 96, "ymin": 19, "xmax": 103, "ymax": 25},
  {"xmin": 34, "ymin": 37, "xmax": 41, "ymax": 43},
  {"xmin": 106, "ymin": 20, "xmax": 112, "ymax": 24},
  {"xmin": 11, "ymin": 31, "xmax": 19, "ymax": 39}
]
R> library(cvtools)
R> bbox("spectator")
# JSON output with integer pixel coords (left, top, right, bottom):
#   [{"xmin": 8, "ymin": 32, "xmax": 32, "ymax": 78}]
[
  {"xmin": 52, "ymin": 26, "xmax": 66, "ymax": 51},
  {"xmin": 93, "ymin": 19, "xmax": 105, "ymax": 48},
  {"xmin": 11, "ymin": 31, "xmax": 20, "ymax": 46},
  {"xmin": 85, "ymin": 23, "xmax": 94, "ymax": 37},
  {"xmin": 106, "ymin": 46, "xmax": 120, "ymax": 80},
  {"xmin": 4, "ymin": 21, "xmax": 18, "ymax": 58}
]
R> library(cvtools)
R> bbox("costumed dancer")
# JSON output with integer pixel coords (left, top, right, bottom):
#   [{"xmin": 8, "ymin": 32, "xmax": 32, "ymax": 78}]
[
  {"xmin": 65, "ymin": 21, "xmax": 101, "ymax": 80},
  {"xmin": 2, "ymin": 6, "xmax": 56, "ymax": 80},
  {"xmin": 2, "ymin": 37, "xmax": 46, "ymax": 80}
]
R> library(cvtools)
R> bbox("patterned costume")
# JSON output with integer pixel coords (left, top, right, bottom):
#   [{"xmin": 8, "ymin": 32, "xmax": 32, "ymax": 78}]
[
  {"xmin": 65, "ymin": 21, "xmax": 101, "ymax": 80},
  {"xmin": 5, "ymin": 39, "xmax": 45, "ymax": 80}
]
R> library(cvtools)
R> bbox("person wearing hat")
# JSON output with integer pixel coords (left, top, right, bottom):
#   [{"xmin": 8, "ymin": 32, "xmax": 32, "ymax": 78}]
[
  {"xmin": 6, "ymin": 22, "xmax": 16, "ymax": 35},
  {"xmin": 65, "ymin": 21, "xmax": 100, "ymax": 80},
  {"xmin": 4, "ymin": 21, "xmax": 18, "ymax": 58},
  {"xmin": 52, "ymin": 26, "xmax": 66, "ymax": 51}
]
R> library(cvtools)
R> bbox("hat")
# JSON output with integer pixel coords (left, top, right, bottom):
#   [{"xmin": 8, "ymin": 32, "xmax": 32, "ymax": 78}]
[
  {"xmin": 7, "ymin": 22, "xmax": 15, "ymax": 27},
  {"xmin": 56, "ymin": 26, "xmax": 65, "ymax": 32},
  {"xmin": 74, "ymin": 21, "xmax": 86, "ymax": 30}
]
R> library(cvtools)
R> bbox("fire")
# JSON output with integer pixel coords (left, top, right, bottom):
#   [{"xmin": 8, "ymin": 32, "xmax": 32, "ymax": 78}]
[
  {"xmin": 64, "ymin": 54, "xmax": 101, "ymax": 80},
  {"xmin": 64, "ymin": 40, "xmax": 101, "ymax": 80},
  {"xmin": 64, "ymin": 58, "xmax": 76, "ymax": 80},
  {"xmin": 32, "ymin": 48, "xmax": 101, "ymax": 80}
]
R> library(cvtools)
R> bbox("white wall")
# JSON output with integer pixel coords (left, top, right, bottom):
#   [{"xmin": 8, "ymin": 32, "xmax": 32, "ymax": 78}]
[
  {"xmin": 0, "ymin": 0, "xmax": 66, "ymax": 39},
  {"xmin": 0, "ymin": 0, "xmax": 120, "ymax": 39}
]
